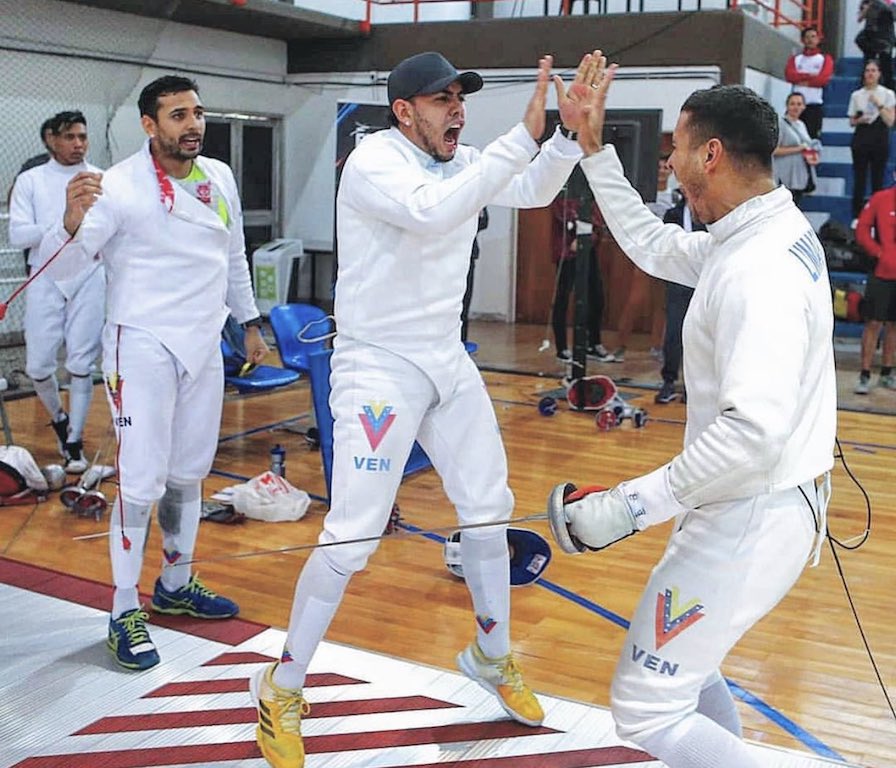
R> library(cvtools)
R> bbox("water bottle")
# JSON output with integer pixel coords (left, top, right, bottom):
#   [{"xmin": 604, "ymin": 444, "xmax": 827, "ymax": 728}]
[{"xmin": 270, "ymin": 444, "xmax": 286, "ymax": 477}]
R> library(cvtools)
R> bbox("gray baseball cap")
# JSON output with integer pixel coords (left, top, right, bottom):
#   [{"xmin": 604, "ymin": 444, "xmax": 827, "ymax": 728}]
[{"xmin": 387, "ymin": 52, "xmax": 483, "ymax": 105}]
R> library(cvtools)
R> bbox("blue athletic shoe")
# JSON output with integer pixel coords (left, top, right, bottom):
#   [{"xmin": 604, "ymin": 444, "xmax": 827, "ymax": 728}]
[
  {"xmin": 107, "ymin": 607, "xmax": 160, "ymax": 670},
  {"xmin": 151, "ymin": 574, "xmax": 239, "ymax": 619}
]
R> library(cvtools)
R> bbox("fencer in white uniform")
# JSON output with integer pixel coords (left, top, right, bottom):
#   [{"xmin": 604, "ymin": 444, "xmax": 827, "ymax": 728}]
[
  {"xmin": 249, "ymin": 51, "xmax": 605, "ymax": 768},
  {"xmin": 548, "ymin": 80, "xmax": 836, "ymax": 767},
  {"xmin": 40, "ymin": 76, "xmax": 267, "ymax": 671},
  {"xmin": 8, "ymin": 111, "xmax": 104, "ymax": 473}
]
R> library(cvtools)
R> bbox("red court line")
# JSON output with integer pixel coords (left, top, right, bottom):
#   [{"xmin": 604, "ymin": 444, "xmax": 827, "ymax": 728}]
[
  {"xmin": 15, "ymin": 721, "xmax": 560, "ymax": 767},
  {"xmin": 76, "ymin": 695, "xmax": 461, "ymax": 734},
  {"xmin": 144, "ymin": 672, "xmax": 364, "ymax": 697},
  {"xmin": 202, "ymin": 650, "xmax": 274, "ymax": 665},
  {"xmin": 0, "ymin": 557, "xmax": 265, "ymax": 645}
]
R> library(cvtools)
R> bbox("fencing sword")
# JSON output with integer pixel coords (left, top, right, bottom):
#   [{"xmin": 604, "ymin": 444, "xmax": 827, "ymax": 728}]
[
  {"xmin": 0, "ymin": 234, "xmax": 74, "ymax": 321},
  {"xmin": 145, "ymin": 511, "xmax": 552, "ymax": 567}
]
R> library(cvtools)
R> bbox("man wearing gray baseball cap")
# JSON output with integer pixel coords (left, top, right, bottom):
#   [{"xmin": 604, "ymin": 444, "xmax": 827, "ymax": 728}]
[{"xmin": 251, "ymin": 49, "xmax": 608, "ymax": 768}]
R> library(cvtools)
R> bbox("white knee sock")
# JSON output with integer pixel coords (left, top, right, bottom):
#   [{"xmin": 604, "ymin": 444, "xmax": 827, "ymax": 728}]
[
  {"xmin": 109, "ymin": 497, "xmax": 152, "ymax": 619},
  {"xmin": 33, "ymin": 376, "xmax": 63, "ymax": 423},
  {"xmin": 698, "ymin": 673, "xmax": 742, "ymax": 737},
  {"xmin": 274, "ymin": 549, "xmax": 351, "ymax": 691},
  {"xmin": 66, "ymin": 373, "xmax": 94, "ymax": 442},
  {"xmin": 158, "ymin": 481, "xmax": 201, "ymax": 592},
  {"xmin": 638, "ymin": 711, "xmax": 760, "ymax": 768},
  {"xmin": 460, "ymin": 528, "xmax": 510, "ymax": 659}
]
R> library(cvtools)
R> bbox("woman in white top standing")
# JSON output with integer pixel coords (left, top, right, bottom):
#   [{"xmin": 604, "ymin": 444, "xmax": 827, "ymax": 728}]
[
  {"xmin": 848, "ymin": 58, "xmax": 896, "ymax": 223},
  {"xmin": 773, "ymin": 92, "xmax": 820, "ymax": 206}
]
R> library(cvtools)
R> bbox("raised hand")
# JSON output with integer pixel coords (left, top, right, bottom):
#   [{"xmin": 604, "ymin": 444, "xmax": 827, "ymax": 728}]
[
  {"xmin": 63, "ymin": 171, "xmax": 103, "ymax": 236},
  {"xmin": 522, "ymin": 55, "xmax": 553, "ymax": 141},
  {"xmin": 553, "ymin": 50, "xmax": 602, "ymax": 134},
  {"xmin": 577, "ymin": 55, "xmax": 618, "ymax": 156}
]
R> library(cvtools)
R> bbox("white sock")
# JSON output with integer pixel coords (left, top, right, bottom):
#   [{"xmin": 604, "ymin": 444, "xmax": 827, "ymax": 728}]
[
  {"xmin": 109, "ymin": 497, "xmax": 152, "ymax": 619},
  {"xmin": 698, "ymin": 673, "xmax": 742, "ymax": 737},
  {"xmin": 274, "ymin": 549, "xmax": 351, "ymax": 691},
  {"xmin": 66, "ymin": 373, "xmax": 94, "ymax": 442},
  {"xmin": 158, "ymin": 481, "xmax": 201, "ymax": 592},
  {"xmin": 460, "ymin": 528, "xmax": 511, "ymax": 659},
  {"xmin": 33, "ymin": 376, "xmax": 63, "ymax": 423},
  {"xmin": 638, "ymin": 711, "xmax": 760, "ymax": 768}
]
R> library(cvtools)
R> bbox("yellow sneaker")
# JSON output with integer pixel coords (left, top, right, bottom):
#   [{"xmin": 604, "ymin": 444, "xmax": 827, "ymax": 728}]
[
  {"xmin": 456, "ymin": 642, "xmax": 544, "ymax": 726},
  {"xmin": 250, "ymin": 663, "xmax": 310, "ymax": 768}
]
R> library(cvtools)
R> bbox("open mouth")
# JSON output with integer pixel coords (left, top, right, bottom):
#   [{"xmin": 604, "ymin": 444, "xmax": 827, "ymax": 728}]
[
  {"xmin": 444, "ymin": 125, "xmax": 462, "ymax": 149},
  {"xmin": 180, "ymin": 135, "xmax": 202, "ymax": 152}
]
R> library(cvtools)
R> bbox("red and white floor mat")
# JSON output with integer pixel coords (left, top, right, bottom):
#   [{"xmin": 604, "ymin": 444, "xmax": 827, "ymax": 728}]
[{"xmin": 0, "ymin": 560, "xmax": 855, "ymax": 768}]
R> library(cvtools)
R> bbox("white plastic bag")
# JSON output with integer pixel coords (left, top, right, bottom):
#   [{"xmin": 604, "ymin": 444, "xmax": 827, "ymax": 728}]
[{"xmin": 226, "ymin": 471, "xmax": 310, "ymax": 522}]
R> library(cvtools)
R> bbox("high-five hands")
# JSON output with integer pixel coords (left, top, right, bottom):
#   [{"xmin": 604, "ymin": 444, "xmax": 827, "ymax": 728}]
[
  {"xmin": 522, "ymin": 50, "xmax": 617, "ymax": 151},
  {"xmin": 522, "ymin": 55, "xmax": 554, "ymax": 141},
  {"xmin": 554, "ymin": 49, "xmax": 605, "ymax": 136},
  {"xmin": 575, "ymin": 52, "xmax": 618, "ymax": 156},
  {"xmin": 64, "ymin": 171, "xmax": 103, "ymax": 236}
]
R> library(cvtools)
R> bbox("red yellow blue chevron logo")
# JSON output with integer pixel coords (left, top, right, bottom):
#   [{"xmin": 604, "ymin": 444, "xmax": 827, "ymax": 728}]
[
  {"xmin": 163, "ymin": 549, "xmax": 182, "ymax": 565},
  {"xmin": 476, "ymin": 614, "xmax": 497, "ymax": 634},
  {"xmin": 655, "ymin": 586, "xmax": 705, "ymax": 649},
  {"xmin": 359, "ymin": 402, "xmax": 396, "ymax": 451}
]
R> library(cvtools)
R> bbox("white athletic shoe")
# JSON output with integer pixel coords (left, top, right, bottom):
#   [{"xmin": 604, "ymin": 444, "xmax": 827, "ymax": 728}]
[{"xmin": 457, "ymin": 642, "xmax": 544, "ymax": 726}]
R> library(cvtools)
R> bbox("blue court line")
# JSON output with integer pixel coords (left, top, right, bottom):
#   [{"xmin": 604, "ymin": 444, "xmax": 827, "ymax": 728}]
[
  {"xmin": 396, "ymin": 520, "xmax": 845, "ymax": 762},
  {"xmin": 727, "ymin": 680, "xmax": 845, "ymax": 761}
]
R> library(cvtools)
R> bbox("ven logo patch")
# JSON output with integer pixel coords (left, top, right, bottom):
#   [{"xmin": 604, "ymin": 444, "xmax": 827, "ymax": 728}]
[
  {"xmin": 359, "ymin": 402, "xmax": 396, "ymax": 452},
  {"xmin": 655, "ymin": 586, "xmax": 705, "ymax": 650}
]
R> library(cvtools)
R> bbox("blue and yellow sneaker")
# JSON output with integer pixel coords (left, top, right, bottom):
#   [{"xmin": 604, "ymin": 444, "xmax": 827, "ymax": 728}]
[
  {"xmin": 107, "ymin": 607, "xmax": 160, "ymax": 670},
  {"xmin": 151, "ymin": 574, "xmax": 239, "ymax": 619}
]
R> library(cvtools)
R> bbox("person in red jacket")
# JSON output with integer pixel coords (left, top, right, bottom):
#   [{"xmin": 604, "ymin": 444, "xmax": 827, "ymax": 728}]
[
  {"xmin": 853, "ymin": 187, "xmax": 896, "ymax": 392},
  {"xmin": 784, "ymin": 27, "xmax": 835, "ymax": 139}
]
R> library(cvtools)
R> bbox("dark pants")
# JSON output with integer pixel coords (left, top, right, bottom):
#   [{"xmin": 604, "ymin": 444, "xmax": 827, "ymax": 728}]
[
  {"xmin": 461, "ymin": 254, "xmax": 477, "ymax": 342},
  {"xmin": 851, "ymin": 122, "xmax": 890, "ymax": 217},
  {"xmin": 552, "ymin": 248, "xmax": 604, "ymax": 351},
  {"xmin": 801, "ymin": 103, "xmax": 824, "ymax": 140},
  {"xmin": 660, "ymin": 282, "xmax": 694, "ymax": 384}
]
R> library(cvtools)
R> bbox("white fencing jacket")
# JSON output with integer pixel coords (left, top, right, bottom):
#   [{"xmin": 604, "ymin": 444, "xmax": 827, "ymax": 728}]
[
  {"xmin": 582, "ymin": 145, "xmax": 836, "ymax": 512},
  {"xmin": 40, "ymin": 142, "xmax": 258, "ymax": 377},
  {"xmin": 335, "ymin": 124, "xmax": 581, "ymax": 396},
  {"xmin": 9, "ymin": 158, "xmax": 104, "ymax": 297}
]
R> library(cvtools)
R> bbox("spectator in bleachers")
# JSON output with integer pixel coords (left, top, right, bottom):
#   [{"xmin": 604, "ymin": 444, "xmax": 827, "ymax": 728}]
[
  {"xmin": 856, "ymin": 0, "xmax": 895, "ymax": 91},
  {"xmin": 784, "ymin": 26, "xmax": 834, "ymax": 139},
  {"xmin": 773, "ymin": 92, "xmax": 820, "ymax": 206},
  {"xmin": 847, "ymin": 59, "xmax": 896, "ymax": 224},
  {"xmin": 852, "ymin": 183, "xmax": 896, "ymax": 393}
]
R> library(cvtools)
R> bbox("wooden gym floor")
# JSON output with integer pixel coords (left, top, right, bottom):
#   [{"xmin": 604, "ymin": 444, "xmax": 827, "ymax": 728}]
[{"xmin": 0, "ymin": 320, "xmax": 893, "ymax": 767}]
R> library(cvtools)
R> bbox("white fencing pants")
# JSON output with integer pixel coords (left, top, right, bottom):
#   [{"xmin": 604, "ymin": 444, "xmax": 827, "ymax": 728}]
[
  {"xmin": 25, "ymin": 266, "xmax": 104, "ymax": 379},
  {"xmin": 610, "ymin": 484, "xmax": 816, "ymax": 764},
  {"xmin": 320, "ymin": 339, "xmax": 513, "ymax": 574},
  {"xmin": 102, "ymin": 324, "xmax": 223, "ymax": 505}
]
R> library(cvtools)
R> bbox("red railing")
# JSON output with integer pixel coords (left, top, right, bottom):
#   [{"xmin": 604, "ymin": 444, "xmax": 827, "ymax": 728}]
[{"xmin": 360, "ymin": 0, "xmax": 822, "ymax": 36}]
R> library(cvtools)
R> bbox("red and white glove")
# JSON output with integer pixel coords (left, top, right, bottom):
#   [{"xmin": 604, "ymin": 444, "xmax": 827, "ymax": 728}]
[{"xmin": 547, "ymin": 464, "xmax": 688, "ymax": 554}]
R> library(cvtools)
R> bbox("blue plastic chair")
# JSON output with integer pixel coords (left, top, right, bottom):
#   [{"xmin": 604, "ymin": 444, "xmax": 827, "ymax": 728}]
[
  {"xmin": 268, "ymin": 303, "xmax": 334, "ymax": 374},
  {"xmin": 221, "ymin": 338, "xmax": 300, "ymax": 395}
]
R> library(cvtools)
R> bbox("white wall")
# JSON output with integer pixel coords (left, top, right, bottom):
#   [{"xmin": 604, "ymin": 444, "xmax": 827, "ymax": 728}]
[
  {"xmin": 286, "ymin": 65, "xmax": 719, "ymax": 320},
  {"xmin": 744, "ymin": 67, "xmax": 794, "ymax": 115}
]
